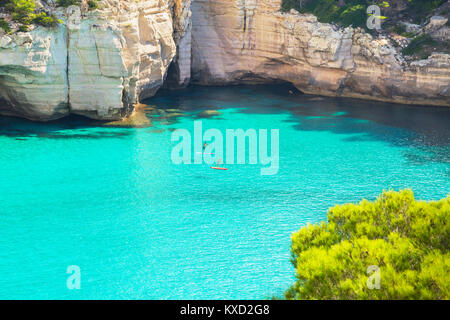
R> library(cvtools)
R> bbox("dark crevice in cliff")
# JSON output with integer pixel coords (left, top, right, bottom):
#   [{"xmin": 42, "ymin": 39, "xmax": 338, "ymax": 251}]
[
  {"xmin": 163, "ymin": 59, "xmax": 183, "ymax": 90},
  {"xmin": 121, "ymin": 86, "xmax": 133, "ymax": 118}
]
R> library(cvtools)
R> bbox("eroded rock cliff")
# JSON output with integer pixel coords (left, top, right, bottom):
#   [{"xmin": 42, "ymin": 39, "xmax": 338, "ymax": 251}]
[
  {"xmin": 0, "ymin": 0, "xmax": 191, "ymax": 120},
  {"xmin": 191, "ymin": 0, "xmax": 450, "ymax": 106},
  {"xmin": 0, "ymin": 25, "xmax": 68, "ymax": 120},
  {"xmin": 0, "ymin": 0, "xmax": 449, "ymax": 121}
]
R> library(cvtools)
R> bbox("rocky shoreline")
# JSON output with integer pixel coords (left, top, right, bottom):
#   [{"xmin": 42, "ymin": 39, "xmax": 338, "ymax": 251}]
[{"xmin": 0, "ymin": 0, "xmax": 449, "ymax": 121}]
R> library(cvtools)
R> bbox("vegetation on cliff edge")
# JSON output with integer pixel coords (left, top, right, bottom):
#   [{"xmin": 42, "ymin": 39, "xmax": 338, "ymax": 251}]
[
  {"xmin": 0, "ymin": 0, "xmax": 100, "ymax": 33},
  {"xmin": 281, "ymin": 0, "xmax": 449, "ymax": 59},
  {"xmin": 285, "ymin": 190, "xmax": 449, "ymax": 299},
  {"xmin": 281, "ymin": 0, "xmax": 447, "ymax": 28},
  {"xmin": 0, "ymin": 0, "xmax": 61, "ymax": 30}
]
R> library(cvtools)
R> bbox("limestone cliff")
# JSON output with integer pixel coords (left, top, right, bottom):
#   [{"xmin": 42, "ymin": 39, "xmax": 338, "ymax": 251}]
[
  {"xmin": 0, "ymin": 0, "xmax": 191, "ymax": 120},
  {"xmin": 190, "ymin": 0, "xmax": 450, "ymax": 107},
  {"xmin": 0, "ymin": 0, "xmax": 449, "ymax": 122}
]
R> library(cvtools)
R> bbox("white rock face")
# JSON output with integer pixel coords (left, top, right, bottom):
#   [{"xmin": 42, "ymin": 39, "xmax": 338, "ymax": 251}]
[
  {"xmin": 66, "ymin": 5, "xmax": 128, "ymax": 119},
  {"xmin": 0, "ymin": 27, "xmax": 68, "ymax": 120},
  {"xmin": 170, "ymin": 0, "xmax": 192, "ymax": 87},
  {"xmin": 0, "ymin": 0, "xmax": 191, "ymax": 120},
  {"xmin": 0, "ymin": 0, "xmax": 449, "ymax": 121},
  {"xmin": 425, "ymin": 16, "xmax": 448, "ymax": 32},
  {"xmin": 190, "ymin": 0, "xmax": 450, "ymax": 106}
]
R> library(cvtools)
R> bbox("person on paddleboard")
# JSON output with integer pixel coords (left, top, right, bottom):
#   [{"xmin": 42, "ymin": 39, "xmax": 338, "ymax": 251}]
[{"xmin": 211, "ymin": 159, "xmax": 228, "ymax": 170}]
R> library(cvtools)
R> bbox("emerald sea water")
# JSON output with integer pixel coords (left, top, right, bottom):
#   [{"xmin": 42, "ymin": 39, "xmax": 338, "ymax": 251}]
[{"xmin": 0, "ymin": 85, "xmax": 449, "ymax": 299}]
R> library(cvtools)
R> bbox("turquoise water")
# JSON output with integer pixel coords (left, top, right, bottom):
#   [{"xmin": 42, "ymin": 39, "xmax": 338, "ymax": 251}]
[{"xmin": 0, "ymin": 85, "xmax": 449, "ymax": 299}]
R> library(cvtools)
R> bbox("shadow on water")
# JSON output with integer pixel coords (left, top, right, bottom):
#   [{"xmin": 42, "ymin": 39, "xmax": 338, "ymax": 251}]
[
  {"xmin": 0, "ymin": 114, "xmax": 133, "ymax": 140},
  {"xmin": 150, "ymin": 84, "xmax": 450, "ymax": 165}
]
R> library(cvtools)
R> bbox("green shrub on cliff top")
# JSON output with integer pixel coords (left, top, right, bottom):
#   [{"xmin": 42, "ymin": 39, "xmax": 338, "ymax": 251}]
[
  {"xmin": 87, "ymin": 0, "xmax": 99, "ymax": 9},
  {"xmin": 0, "ymin": 18, "xmax": 11, "ymax": 32},
  {"xmin": 6, "ymin": 0, "xmax": 35, "ymax": 24},
  {"xmin": 285, "ymin": 190, "xmax": 449, "ymax": 300},
  {"xmin": 281, "ymin": 0, "xmax": 373, "ymax": 28},
  {"xmin": 55, "ymin": 0, "xmax": 79, "ymax": 7},
  {"xmin": 402, "ymin": 34, "xmax": 438, "ymax": 59},
  {"xmin": 32, "ymin": 12, "xmax": 62, "ymax": 27},
  {"xmin": 0, "ymin": 0, "xmax": 62, "ymax": 31},
  {"xmin": 281, "ymin": 0, "xmax": 447, "ymax": 27},
  {"xmin": 281, "ymin": 0, "xmax": 301, "ymax": 12}
]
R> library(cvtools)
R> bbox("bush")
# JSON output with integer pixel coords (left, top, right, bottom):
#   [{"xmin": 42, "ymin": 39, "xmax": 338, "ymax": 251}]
[
  {"xmin": 402, "ymin": 34, "xmax": 437, "ymax": 57},
  {"xmin": 281, "ymin": 0, "xmax": 371, "ymax": 28},
  {"xmin": 300, "ymin": 0, "xmax": 340, "ymax": 24},
  {"xmin": 32, "ymin": 12, "xmax": 62, "ymax": 27},
  {"xmin": 0, "ymin": 18, "xmax": 11, "ymax": 33},
  {"xmin": 340, "ymin": 4, "xmax": 366, "ymax": 28},
  {"xmin": 285, "ymin": 190, "xmax": 450, "ymax": 300},
  {"xmin": 390, "ymin": 24, "xmax": 415, "ymax": 38},
  {"xmin": 18, "ymin": 24, "xmax": 28, "ymax": 32},
  {"xmin": 7, "ymin": 0, "xmax": 36, "ymax": 25},
  {"xmin": 281, "ymin": 0, "xmax": 301, "ymax": 12},
  {"xmin": 392, "ymin": 24, "xmax": 406, "ymax": 34},
  {"xmin": 87, "ymin": 0, "xmax": 98, "ymax": 9},
  {"xmin": 55, "ymin": 0, "xmax": 79, "ymax": 7},
  {"xmin": 280, "ymin": 0, "xmax": 447, "ymax": 28},
  {"xmin": 407, "ymin": 0, "xmax": 447, "ymax": 24}
]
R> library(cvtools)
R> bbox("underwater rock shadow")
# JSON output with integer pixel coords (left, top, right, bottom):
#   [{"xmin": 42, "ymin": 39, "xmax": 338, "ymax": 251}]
[
  {"xmin": 0, "ymin": 114, "xmax": 135, "ymax": 140},
  {"xmin": 147, "ymin": 85, "xmax": 450, "ymax": 166},
  {"xmin": 150, "ymin": 84, "xmax": 450, "ymax": 148},
  {"xmin": 286, "ymin": 98, "xmax": 450, "ymax": 146},
  {"xmin": 284, "ymin": 107, "xmax": 450, "ymax": 165},
  {"xmin": 146, "ymin": 84, "xmax": 300, "ymax": 113}
]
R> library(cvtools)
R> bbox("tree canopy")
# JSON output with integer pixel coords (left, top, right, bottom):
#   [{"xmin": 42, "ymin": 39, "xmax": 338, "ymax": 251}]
[{"xmin": 285, "ymin": 190, "xmax": 449, "ymax": 299}]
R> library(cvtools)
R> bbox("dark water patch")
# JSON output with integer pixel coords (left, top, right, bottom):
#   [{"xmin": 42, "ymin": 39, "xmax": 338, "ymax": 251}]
[
  {"xmin": 150, "ymin": 85, "xmax": 450, "ymax": 149},
  {"xmin": 145, "ymin": 85, "xmax": 450, "ymax": 165},
  {"xmin": 280, "ymin": 98, "xmax": 450, "ymax": 164},
  {"xmin": 147, "ymin": 84, "xmax": 302, "ymax": 113},
  {"xmin": 0, "ymin": 114, "xmax": 134, "ymax": 139},
  {"xmin": 287, "ymin": 97, "xmax": 450, "ymax": 146},
  {"xmin": 2, "ymin": 85, "xmax": 449, "ymax": 163},
  {"xmin": 403, "ymin": 146, "xmax": 450, "ymax": 165}
]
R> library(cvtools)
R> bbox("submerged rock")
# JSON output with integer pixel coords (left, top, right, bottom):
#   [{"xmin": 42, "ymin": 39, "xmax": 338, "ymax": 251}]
[
  {"xmin": 147, "ymin": 128, "xmax": 165, "ymax": 133},
  {"xmin": 197, "ymin": 110, "xmax": 222, "ymax": 118},
  {"xmin": 165, "ymin": 112, "xmax": 185, "ymax": 118},
  {"xmin": 103, "ymin": 105, "xmax": 152, "ymax": 128}
]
